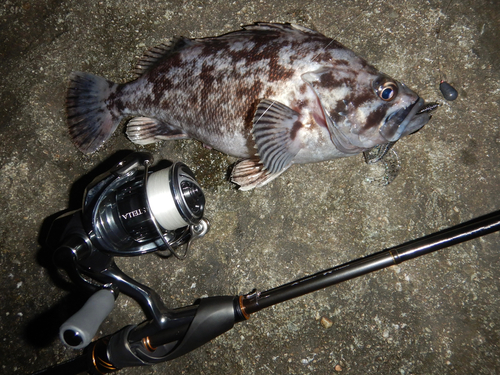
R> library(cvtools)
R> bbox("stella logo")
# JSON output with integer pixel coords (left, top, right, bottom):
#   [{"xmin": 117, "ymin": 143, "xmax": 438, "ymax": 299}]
[{"xmin": 121, "ymin": 208, "xmax": 147, "ymax": 220}]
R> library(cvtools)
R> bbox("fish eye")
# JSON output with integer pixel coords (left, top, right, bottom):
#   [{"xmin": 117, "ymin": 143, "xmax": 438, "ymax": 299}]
[{"xmin": 375, "ymin": 81, "xmax": 398, "ymax": 101}]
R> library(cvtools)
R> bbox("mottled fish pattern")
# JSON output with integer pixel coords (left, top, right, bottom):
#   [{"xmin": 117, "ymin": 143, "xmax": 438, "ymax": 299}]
[{"xmin": 67, "ymin": 23, "xmax": 437, "ymax": 190}]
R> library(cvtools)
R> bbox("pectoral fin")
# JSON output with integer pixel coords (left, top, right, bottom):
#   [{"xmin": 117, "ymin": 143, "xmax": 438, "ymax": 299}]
[
  {"xmin": 230, "ymin": 157, "xmax": 289, "ymax": 190},
  {"xmin": 252, "ymin": 99, "xmax": 302, "ymax": 174},
  {"xmin": 126, "ymin": 117, "xmax": 189, "ymax": 145}
]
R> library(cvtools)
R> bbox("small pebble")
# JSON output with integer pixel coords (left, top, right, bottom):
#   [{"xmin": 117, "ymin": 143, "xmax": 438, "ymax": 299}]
[
  {"xmin": 320, "ymin": 316, "xmax": 333, "ymax": 329},
  {"xmin": 439, "ymin": 80, "xmax": 458, "ymax": 101},
  {"xmin": 335, "ymin": 364, "xmax": 343, "ymax": 371}
]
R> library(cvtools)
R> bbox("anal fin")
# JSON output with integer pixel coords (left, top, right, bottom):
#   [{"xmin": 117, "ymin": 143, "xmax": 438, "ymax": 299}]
[
  {"xmin": 126, "ymin": 117, "xmax": 189, "ymax": 145},
  {"xmin": 231, "ymin": 157, "xmax": 289, "ymax": 190}
]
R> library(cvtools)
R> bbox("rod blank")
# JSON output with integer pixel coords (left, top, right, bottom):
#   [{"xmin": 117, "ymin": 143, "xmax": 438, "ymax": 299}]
[{"xmin": 241, "ymin": 210, "xmax": 500, "ymax": 315}]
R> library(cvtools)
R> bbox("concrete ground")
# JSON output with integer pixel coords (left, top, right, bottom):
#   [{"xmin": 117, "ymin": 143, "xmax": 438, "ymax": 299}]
[{"xmin": 1, "ymin": 0, "xmax": 499, "ymax": 374}]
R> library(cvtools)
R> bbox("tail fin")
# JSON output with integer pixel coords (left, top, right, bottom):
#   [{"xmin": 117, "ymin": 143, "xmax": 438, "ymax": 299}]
[{"xmin": 66, "ymin": 72, "xmax": 122, "ymax": 153}]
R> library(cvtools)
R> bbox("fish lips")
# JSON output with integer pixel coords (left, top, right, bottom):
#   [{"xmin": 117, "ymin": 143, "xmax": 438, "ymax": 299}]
[{"xmin": 379, "ymin": 97, "xmax": 433, "ymax": 142}]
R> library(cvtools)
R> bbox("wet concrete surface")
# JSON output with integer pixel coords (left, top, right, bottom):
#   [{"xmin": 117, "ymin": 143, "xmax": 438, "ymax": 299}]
[{"xmin": 1, "ymin": 0, "xmax": 500, "ymax": 374}]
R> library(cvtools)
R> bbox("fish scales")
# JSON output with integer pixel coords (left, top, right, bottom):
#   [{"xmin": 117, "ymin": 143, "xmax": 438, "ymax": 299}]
[{"xmin": 67, "ymin": 23, "xmax": 437, "ymax": 190}]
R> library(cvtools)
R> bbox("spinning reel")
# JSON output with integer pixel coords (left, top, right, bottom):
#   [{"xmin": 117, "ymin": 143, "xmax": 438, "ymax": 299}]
[{"xmin": 48, "ymin": 152, "xmax": 209, "ymax": 350}]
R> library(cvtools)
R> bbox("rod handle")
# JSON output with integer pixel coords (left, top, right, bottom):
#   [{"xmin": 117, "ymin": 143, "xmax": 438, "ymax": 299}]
[{"xmin": 60, "ymin": 289, "xmax": 115, "ymax": 349}]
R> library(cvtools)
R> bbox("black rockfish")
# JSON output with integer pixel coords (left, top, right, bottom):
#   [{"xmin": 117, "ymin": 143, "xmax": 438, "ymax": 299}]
[{"xmin": 67, "ymin": 23, "xmax": 437, "ymax": 190}]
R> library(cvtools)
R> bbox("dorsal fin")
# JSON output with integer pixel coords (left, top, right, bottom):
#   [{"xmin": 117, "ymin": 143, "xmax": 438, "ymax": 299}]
[{"xmin": 132, "ymin": 37, "xmax": 193, "ymax": 78}]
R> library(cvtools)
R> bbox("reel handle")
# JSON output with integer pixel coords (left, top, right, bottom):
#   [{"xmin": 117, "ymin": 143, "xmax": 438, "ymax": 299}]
[{"xmin": 60, "ymin": 289, "xmax": 116, "ymax": 349}]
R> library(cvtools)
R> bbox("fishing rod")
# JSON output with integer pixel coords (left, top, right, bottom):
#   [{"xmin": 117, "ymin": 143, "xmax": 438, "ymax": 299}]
[{"xmin": 33, "ymin": 152, "xmax": 500, "ymax": 375}]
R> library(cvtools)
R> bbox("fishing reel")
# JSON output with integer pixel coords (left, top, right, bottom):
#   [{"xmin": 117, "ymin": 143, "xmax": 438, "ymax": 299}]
[{"xmin": 48, "ymin": 152, "xmax": 209, "ymax": 350}]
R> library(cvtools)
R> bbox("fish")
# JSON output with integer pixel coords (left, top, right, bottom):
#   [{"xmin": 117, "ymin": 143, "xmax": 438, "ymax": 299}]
[{"xmin": 66, "ymin": 23, "xmax": 438, "ymax": 190}]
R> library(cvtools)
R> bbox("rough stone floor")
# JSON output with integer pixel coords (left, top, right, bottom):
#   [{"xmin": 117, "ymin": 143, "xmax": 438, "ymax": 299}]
[{"xmin": 1, "ymin": 0, "xmax": 499, "ymax": 374}]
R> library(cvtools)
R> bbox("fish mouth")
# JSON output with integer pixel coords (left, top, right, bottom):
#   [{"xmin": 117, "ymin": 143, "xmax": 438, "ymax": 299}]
[{"xmin": 380, "ymin": 98, "xmax": 439, "ymax": 142}]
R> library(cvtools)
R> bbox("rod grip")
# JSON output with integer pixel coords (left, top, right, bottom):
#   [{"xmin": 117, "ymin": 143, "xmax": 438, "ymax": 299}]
[{"xmin": 60, "ymin": 289, "xmax": 115, "ymax": 349}]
